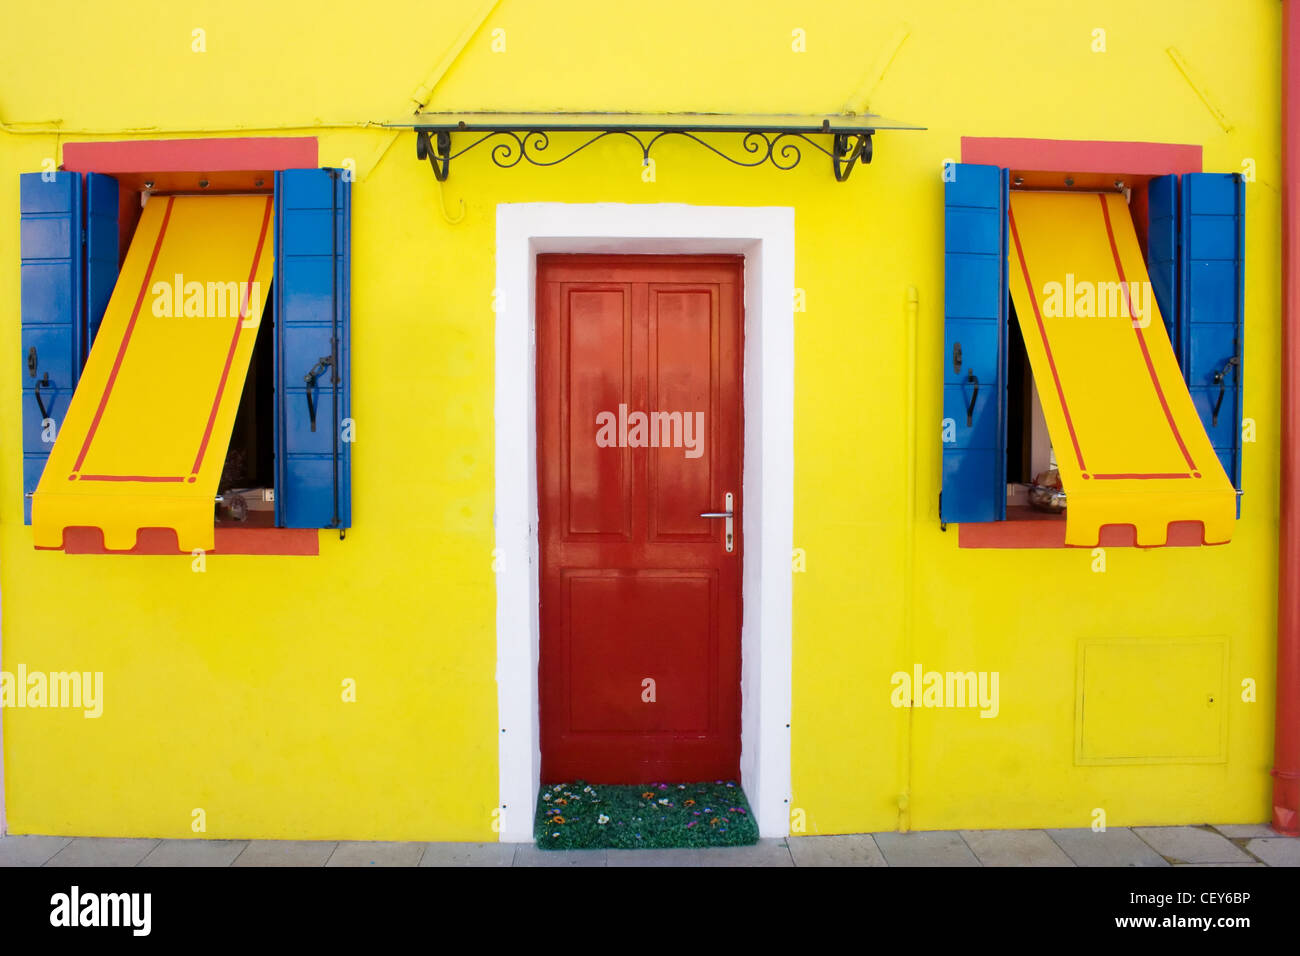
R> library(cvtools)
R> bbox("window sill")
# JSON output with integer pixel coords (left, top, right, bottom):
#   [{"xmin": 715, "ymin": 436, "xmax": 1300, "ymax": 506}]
[
  {"xmin": 956, "ymin": 506, "xmax": 1215, "ymax": 549},
  {"xmin": 40, "ymin": 522, "xmax": 319, "ymax": 556}
]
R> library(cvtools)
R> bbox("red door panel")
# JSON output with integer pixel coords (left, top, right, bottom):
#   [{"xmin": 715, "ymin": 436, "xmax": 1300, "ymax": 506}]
[
  {"xmin": 566, "ymin": 571, "xmax": 715, "ymax": 733},
  {"xmin": 538, "ymin": 254, "xmax": 743, "ymax": 784},
  {"xmin": 648, "ymin": 285, "xmax": 719, "ymax": 543},
  {"xmin": 563, "ymin": 286, "xmax": 633, "ymax": 539}
]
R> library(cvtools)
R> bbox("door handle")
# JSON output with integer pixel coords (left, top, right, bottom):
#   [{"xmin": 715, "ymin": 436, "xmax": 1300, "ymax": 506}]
[
  {"xmin": 963, "ymin": 370, "xmax": 979, "ymax": 428},
  {"xmin": 28, "ymin": 346, "xmax": 52, "ymax": 420},
  {"xmin": 699, "ymin": 492, "xmax": 734, "ymax": 552},
  {"xmin": 1211, "ymin": 356, "xmax": 1239, "ymax": 427}
]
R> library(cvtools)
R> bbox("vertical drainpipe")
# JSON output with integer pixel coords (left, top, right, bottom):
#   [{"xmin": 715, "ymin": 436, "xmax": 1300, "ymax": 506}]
[
  {"xmin": 899, "ymin": 286, "xmax": 918, "ymax": 832},
  {"xmin": 1274, "ymin": 0, "xmax": 1300, "ymax": 836}
]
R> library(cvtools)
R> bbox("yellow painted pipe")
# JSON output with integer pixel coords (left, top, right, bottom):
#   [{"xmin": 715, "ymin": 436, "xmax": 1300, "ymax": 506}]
[{"xmin": 899, "ymin": 284, "xmax": 919, "ymax": 832}]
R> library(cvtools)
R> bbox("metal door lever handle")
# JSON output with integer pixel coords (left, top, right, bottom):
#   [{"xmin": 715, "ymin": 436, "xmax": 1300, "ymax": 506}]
[{"xmin": 700, "ymin": 492, "xmax": 734, "ymax": 552}]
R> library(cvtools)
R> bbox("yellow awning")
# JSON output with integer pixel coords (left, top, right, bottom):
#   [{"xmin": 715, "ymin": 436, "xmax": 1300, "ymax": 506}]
[
  {"xmin": 33, "ymin": 194, "xmax": 274, "ymax": 553},
  {"xmin": 1007, "ymin": 190, "xmax": 1235, "ymax": 547}
]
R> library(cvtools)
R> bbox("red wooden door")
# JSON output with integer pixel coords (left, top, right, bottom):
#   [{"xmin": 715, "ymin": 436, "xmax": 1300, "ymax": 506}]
[{"xmin": 537, "ymin": 254, "xmax": 743, "ymax": 784}]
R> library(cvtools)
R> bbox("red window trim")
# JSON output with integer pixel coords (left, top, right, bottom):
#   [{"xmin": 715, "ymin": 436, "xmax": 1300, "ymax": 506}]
[
  {"xmin": 957, "ymin": 136, "xmax": 1205, "ymax": 550},
  {"xmin": 49, "ymin": 136, "xmax": 321, "ymax": 557},
  {"xmin": 960, "ymin": 137, "xmax": 1202, "ymax": 178},
  {"xmin": 957, "ymin": 508, "xmax": 1217, "ymax": 549},
  {"xmin": 62, "ymin": 137, "xmax": 318, "ymax": 175}
]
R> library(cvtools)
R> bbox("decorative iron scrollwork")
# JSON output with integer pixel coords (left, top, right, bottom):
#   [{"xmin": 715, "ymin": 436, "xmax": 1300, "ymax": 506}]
[
  {"xmin": 413, "ymin": 125, "xmax": 874, "ymax": 182},
  {"xmin": 415, "ymin": 129, "xmax": 453, "ymax": 181},
  {"xmin": 832, "ymin": 132, "xmax": 873, "ymax": 181}
]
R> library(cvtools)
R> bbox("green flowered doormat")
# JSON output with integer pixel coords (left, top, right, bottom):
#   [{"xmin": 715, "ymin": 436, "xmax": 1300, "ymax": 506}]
[{"xmin": 535, "ymin": 780, "xmax": 759, "ymax": 850}]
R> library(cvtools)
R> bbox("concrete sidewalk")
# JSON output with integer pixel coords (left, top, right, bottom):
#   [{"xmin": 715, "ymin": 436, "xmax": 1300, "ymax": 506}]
[{"xmin": 1, "ymin": 824, "xmax": 1296, "ymax": 867}]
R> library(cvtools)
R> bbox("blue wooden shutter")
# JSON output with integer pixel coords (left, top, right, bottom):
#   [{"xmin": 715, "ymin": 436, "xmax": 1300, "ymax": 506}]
[
  {"xmin": 274, "ymin": 169, "xmax": 352, "ymax": 529},
  {"xmin": 19, "ymin": 172, "xmax": 83, "ymax": 523},
  {"xmin": 941, "ymin": 164, "xmax": 1008, "ymax": 523},
  {"xmin": 1179, "ymin": 172, "xmax": 1245, "ymax": 508},
  {"xmin": 84, "ymin": 172, "xmax": 120, "ymax": 350},
  {"xmin": 1147, "ymin": 174, "xmax": 1179, "ymax": 343}
]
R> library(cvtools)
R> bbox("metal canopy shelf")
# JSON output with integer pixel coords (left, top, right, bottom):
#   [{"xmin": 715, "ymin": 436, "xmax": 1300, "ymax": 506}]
[{"xmin": 385, "ymin": 112, "xmax": 926, "ymax": 183}]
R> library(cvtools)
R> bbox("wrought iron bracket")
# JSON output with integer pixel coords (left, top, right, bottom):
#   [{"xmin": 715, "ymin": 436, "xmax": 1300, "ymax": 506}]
[
  {"xmin": 832, "ymin": 132, "xmax": 873, "ymax": 182},
  {"xmin": 410, "ymin": 120, "xmax": 883, "ymax": 183},
  {"xmin": 415, "ymin": 129, "xmax": 453, "ymax": 182}
]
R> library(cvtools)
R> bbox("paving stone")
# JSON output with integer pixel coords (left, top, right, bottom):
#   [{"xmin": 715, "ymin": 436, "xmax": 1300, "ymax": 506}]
[
  {"xmin": 419, "ymin": 842, "xmax": 516, "ymax": 867},
  {"xmin": 1133, "ymin": 826, "xmax": 1251, "ymax": 864},
  {"xmin": 0, "ymin": 835, "xmax": 71, "ymax": 867},
  {"xmin": 23, "ymin": 828, "xmax": 1283, "ymax": 870},
  {"xmin": 960, "ymin": 829, "xmax": 1074, "ymax": 867},
  {"xmin": 607, "ymin": 848, "xmax": 701, "ymax": 867},
  {"xmin": 513, "ymin": 846, "xmax": 607, "ymax": 867},
  {"xmin": 698, "ymin": 839, "xmax": 793, "ymax": 867},
  {"xmin": 1243, "ymin": 838, "xmax": 1300, "ymax": 867},
  {"xmin": 1212, "ymin": 824, "xmax": 1281, "ymax": 839},
  {"xmin": 139, "ymin": 839, "xmax": 248, "ymax": 867},
  {"xmin": 1173, "ymin": 862, "xmax": 1266, "ymax": 867},
  {"xmin": 231, "ymin": 841, "xmax": 338, "ymax": 867},
  {"xmin": 1046, "ymin": 828, "xmax": 1169, "ymax": 867},
  {"xmin": 872, "ymin": 831, "xmax": 979, "ymax": 867},
  {"xmin": 788, "ymin": 835, "xmax": 886, "ymax": 867},
  {"xmin": 45, "ymin": 838, "xmax": 159, "ymax": 867},
  {"xmin": 325, "ymin": 841, "xmax": 424, "ymax": 867}
]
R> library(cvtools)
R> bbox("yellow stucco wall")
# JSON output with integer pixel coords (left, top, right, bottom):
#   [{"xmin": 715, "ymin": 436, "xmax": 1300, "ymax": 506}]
[{"xmin": 0, "ymin": 0, "xmax": 1281, "ymax": 839}]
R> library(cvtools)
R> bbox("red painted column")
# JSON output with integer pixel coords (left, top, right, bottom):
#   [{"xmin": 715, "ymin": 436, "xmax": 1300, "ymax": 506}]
[{"xmin": 1275, "ymin": 0, "xmax": 1300, "ymax": 836}]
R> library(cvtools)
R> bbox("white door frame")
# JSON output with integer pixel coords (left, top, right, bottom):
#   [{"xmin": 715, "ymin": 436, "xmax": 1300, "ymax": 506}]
[{"xmin": 494, "ymin": 202, "xmax": 794, "ymax": 842}]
